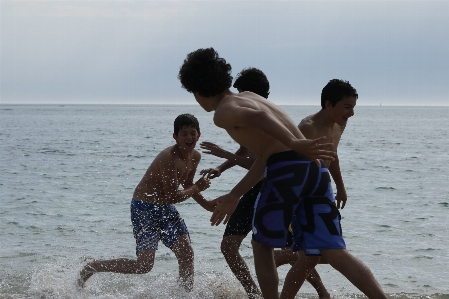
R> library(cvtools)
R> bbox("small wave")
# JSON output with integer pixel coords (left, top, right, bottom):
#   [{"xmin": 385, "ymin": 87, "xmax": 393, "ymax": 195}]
[
  {"xmin": 414, "ymin": 248, "xmax": 437, "ymax": 252},
  {"xmin": 375, "ymin": 187, "xmax": 396, "ymax": 190},
  {"xmin": 413, "ymin": 255, "xmax": 433, "ymax": 260}
]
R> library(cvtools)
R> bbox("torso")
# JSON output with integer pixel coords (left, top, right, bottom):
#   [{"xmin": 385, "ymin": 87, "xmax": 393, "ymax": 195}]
[
  {"xmin": 214, "ymin": 93, "xmax": 305, "ymax": 163},
  {"xmin": 132, "ymin": 146, "xmax": 200, "ymax": 203},
  {"xmin": 298, "ymin": 113, "xmax": 345, "ymax": 167}
]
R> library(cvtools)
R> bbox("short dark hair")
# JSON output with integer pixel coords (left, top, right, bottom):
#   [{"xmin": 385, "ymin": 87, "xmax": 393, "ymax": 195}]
[
  {"xmin": 174, "ymin": 114, "xmax": 200, "ymax": 135},
  {"xmin": 178, "ymin": 48, "xmax": 233, "ymax": 97},
  {"xmin": 321, "ymin": 79, "xmax": 358, "ymax": 109},
  {"xmin": 233, "ymin": 68, "xmax": 270, "ymax": 98}
]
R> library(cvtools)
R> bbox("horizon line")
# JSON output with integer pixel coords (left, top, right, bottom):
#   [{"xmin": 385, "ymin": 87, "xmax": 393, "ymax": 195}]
[{"xmin": 1, "ymin": 103, "xmax": 448, "ymax": 107}]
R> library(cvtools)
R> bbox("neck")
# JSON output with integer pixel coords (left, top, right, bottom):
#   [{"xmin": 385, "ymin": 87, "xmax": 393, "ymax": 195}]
[
  {"xmin": 210, "ymin": 89, "xmax": 235, "ymax": 110},
  {"xmin": 314, "ymin": 109, "xmax": 336, "ymax": 128}
]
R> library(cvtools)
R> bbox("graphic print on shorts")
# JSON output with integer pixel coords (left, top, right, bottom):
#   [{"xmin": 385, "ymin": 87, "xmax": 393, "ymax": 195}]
[
  {"xmin": 252, "ymin": 159, "xmax": 311, "ymax": 248},
  {"xmin": 252, "ymin": 151, "xmax": 345, "ymax": 251}
]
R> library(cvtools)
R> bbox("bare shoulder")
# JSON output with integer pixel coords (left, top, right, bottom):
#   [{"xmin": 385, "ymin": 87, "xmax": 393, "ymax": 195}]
[
  {"xmin": 153, "ymin": 146, "xmax": 177, "ymax": 168},
  {"xmin": 298, "ymin": 114, "xmax": 317, "ymax": 135},
  {"xmin": 192, "ymin": 149, "xmax": 201, "ymax": 162},
  {"xmin": 214, "ymin": 94, "xmax": 258, "ymax": 126},
  {"xmin": 298, "ymin": 114, "xmax": 314, "ymax": 127}
]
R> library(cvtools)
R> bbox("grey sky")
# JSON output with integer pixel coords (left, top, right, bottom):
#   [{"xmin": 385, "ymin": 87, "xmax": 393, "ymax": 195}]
[{"xmin": 1, "ymin": 1, "xmax": 448, "ymax": 105}]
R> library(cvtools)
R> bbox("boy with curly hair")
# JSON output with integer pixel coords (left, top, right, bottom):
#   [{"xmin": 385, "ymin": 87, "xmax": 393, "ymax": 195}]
[
  {"xmin": 200, "ymin": 67, "xmax": 329, "ymax": 299},
  {"xmin": 178, "ymin": 48, "xmax": 387, "ymax": 299}
]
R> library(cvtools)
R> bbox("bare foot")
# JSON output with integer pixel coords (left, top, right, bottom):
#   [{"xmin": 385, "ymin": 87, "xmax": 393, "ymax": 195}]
[{"xmin": 78, "ymin": 263, "xmax": 96, "ymax": 288}]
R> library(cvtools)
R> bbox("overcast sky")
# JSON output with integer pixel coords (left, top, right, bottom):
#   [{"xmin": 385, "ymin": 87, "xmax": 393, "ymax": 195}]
[{"xmin": 1, "ymin": 1, "xmax": 448, "ymax": 106}]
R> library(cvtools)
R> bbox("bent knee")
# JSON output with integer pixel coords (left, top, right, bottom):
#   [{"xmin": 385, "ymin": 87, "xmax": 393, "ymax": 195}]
[{"xmin": 220, "ymin": 238, "xmax": 240, "ymax": 255}]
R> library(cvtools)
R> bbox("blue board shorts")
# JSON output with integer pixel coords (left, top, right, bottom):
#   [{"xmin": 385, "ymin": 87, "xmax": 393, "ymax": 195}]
[
  {"xmin": 252, "ymin": 150, "xmax": 346, "ymax": 255},
  {"xmin": 131, "ymin": 199, "xmax": 189, "ymax": 254}
]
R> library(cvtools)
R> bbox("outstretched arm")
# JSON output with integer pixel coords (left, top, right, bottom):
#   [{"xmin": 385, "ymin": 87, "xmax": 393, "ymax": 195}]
[
  {"xmin": 159, "ymin": 160, "xmax": 210, "ymax": 204},
  {"xmin": 200, "ymin": 143, "xmax": 255, "ymax": 179},
  {"xmin": 328, "ymin": 153, "xmax": 347, "ymax": 209},
  {"xmin": 210, "ymin": 158, "xmax": 265, "ymax": 226},
  {"xmin": 181, "ymin": 168, "xmax": 214, "ymax": 211},
  {"xmin": 214, "ymin": 105, "xmax": 335, "ymax": 165}
]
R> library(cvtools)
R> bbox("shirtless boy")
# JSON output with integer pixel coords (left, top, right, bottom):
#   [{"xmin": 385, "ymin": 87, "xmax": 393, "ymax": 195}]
[
  {"xmin": 178, "ymin": 48, "xmax": 387, "ymax": 299},
  {"xmin": 78, "ymin": 114, "xmax": 214, "ymax": 291},
  {"xmin": 200, "ymin": 67, "xmax": 329, "ymax": 299},
  {"xmin": 273, "ymin": 78, "xmax": 358, "ymax": 294}
]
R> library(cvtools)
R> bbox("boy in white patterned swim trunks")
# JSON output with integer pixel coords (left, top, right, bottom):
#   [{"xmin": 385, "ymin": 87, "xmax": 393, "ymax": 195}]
[{"xmin": 78, "ymin": 114, "xmax": 215, "ymax": 291}]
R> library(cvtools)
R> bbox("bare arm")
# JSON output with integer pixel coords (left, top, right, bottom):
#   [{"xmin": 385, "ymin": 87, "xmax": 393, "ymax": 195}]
[
  {"xmin": 210, "ymin": 158, "xmax": 265, "ymax": 226},
  {"xmin": 160, "ymin": 161, "xmax": 210, "ymax": 204},
  {"xmin": 182, "ymin": 171, "xmax": 215, "ymax": 212},
  {"xmin": 200, "ymin": 143, "xmax": 255, "ymax": 179},
  {"xmin": 328, "ymin": 153, "xmax": 347, "ymax": 209},
  {"xmin": 214, "ymin": 105, "xmax": 335, "ymax": 164}
]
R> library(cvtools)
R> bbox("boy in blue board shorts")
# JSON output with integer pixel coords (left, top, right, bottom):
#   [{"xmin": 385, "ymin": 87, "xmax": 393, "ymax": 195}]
[
  {"xmin": 178, "ymin": 48, "xmax": 387, "ymax": 299},
  {"xmin": 200, "ymin": 67, "xmax": 330, "ymax": 299},
  {"xmin": 78, "ymin": 114, "xmax": 215, "ymax": 291},
  {"xmin": 274, "ymin": 79, "xmax": 355, "ymax": 270}
]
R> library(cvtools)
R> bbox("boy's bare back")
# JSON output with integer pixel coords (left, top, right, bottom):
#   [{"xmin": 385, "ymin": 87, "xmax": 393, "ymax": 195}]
[{"xmin": 212, "ymin": 92, "xmax": 308, "ymax": 163}]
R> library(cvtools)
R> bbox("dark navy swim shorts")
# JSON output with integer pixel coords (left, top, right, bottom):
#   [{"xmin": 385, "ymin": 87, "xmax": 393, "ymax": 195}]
[{"xmin": 131, "ymin": 199, "xmax": 189, "ymax": 254}]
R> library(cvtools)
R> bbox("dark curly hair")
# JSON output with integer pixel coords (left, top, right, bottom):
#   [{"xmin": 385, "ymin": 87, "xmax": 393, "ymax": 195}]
[
  {"xmin": 321, "ymin": 79, "xmax": 358, "ymax": 109},
  {"xmin": 174, "ymin": 114, "xmax": 200, "ymax": 135},
  {"xmin": 178, "ymin": 48, "xmax": 233, "ymax": 97},
  {"xmin": 233, "ymin": 68, "xmax": 270, "ymax": 98}
]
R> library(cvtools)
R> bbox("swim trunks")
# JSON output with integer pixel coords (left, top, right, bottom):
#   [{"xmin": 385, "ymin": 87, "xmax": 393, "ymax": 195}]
[
  {"xmin": 223, "ymin": 181, "xmax": 263, "ymax": 237},
  {"xmin": 252, "ymin": 150, "xmax": 345, "ymax": 255},
  {"xmin": 131, "ymin": 199, "xmax": 189, "ymax": 254}
]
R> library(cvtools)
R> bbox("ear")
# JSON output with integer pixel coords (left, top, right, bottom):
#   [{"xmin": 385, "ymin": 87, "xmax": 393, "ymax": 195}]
[
  {"xmin": 197, "ymin": 132, "xmax": 201, "ymax": 139},
  {"xmin": 173, "ymin": 133, "xmax": 177, "ymax": 140},
  {"xmin": 325, "ymin": 100, "xmax": 333, "ymax": 109}
]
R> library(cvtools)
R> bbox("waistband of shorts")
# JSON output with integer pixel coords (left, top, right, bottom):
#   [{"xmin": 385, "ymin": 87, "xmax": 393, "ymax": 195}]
[
  {"xmin": 266, "ymin": 150, "xmax": 310, "ymax": 166},
  {"xmin": 131, "ymin": 199, "xmax": 168, "ymax": 209}
]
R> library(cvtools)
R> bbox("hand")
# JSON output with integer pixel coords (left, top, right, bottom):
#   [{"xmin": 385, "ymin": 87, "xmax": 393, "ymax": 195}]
[
  {"xmin": 291, "ymin": 136, "xmax": 336, "ymax": 166},
  {"xmin": 200, "ymin": 142, "xmax": 231, "ymax": 159},
  {"xmin": 195, "ymin": 176, "xmax": 211, "ymax": 192},
  {"xmin": 201, "ymin": 199, "xmax": 217, "ymax": 212},
  {"xmin": 210, "ymin": 193, "xmax": 239, "ymax": 226},
  {"xmin": 335, "ymin": 187, "xmax": 347, "ymax": 209},
  {"xmin": 199, "ymin": 167, "xmax": 222, "ymax": 179}
]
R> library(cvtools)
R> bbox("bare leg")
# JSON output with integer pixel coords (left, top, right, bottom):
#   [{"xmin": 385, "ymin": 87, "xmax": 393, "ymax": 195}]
[
  {"xmin": 307, "ymin": 268, "xmax": 331, "ymax": 299},
  {"xmin": 252, "ymin": 239, "xmax": 279, "ymax": 299},
  {"xmin": 280, "ymin": 251, "xmax": 320, "ymax": 299},
  {"xmin": 221, "ymin": 235, "xmax": 262, "ymax": 299},
  {"xmin": 171, "ymin": 234, "xmax": 194, "ymax": 292},
  {"xmin": 274, "ymin": 248, "xmax": 298, "ymax": 267},
  {"xmin": 321, "ymin": 249, "xmax": 387, "ymax": 299},
  {"xmin": 274, "ymin": 249, "xmax": 330, "ymax": 299},
  {"xmin": 78, "ymin": 249, "xmax": 155, "ymax": 288}
]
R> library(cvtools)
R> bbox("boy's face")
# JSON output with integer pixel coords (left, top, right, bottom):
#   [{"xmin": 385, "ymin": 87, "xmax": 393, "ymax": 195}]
[
  {"xmin": 327, "ymin": 96, "xmax": 357, "ymax": 126},
  {"xmin": 173, "ymin": 125, "xmax": 201, "ymax": 152}
]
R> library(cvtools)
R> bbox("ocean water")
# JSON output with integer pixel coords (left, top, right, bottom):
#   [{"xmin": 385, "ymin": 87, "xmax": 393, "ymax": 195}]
[{"xmin": 0, "ymin": 104, "xmax": 448, "ymax": 299}]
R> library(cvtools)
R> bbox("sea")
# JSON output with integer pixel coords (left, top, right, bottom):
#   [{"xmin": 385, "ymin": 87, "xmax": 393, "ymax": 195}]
[{"xmin": 0, "ymin": 104, "xmax": 448, "ymax": 299}]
